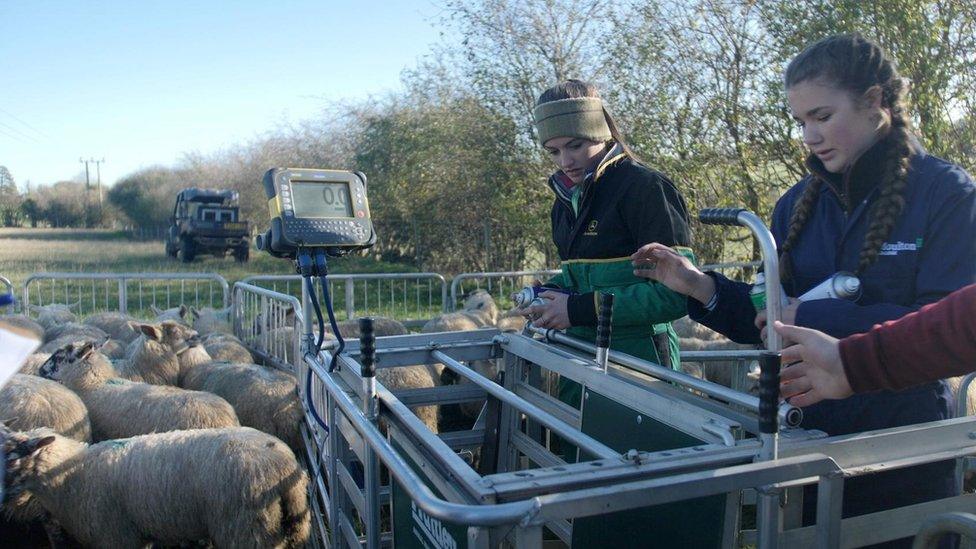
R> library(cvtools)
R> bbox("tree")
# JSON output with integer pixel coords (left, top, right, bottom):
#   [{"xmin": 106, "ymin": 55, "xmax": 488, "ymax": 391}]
[{"xmin": 0, "ymin": 165, "xmax": 22, "ymax": 226}]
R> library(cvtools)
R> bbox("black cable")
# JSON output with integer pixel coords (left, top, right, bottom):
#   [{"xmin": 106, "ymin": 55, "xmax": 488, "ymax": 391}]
[
  {"xmin": 303, "ymin": 274, "xmax": 329, "ymax": 435},
  {"xmin": 319, "ymin": 275, "xmax": 344, "ymax": 373}
]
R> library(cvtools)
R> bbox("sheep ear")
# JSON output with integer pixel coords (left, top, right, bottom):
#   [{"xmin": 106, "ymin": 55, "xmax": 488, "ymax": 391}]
[
  {"xmin": 68, "ymin": 300, "xmax": 81, "ymax": 312},
  {"xmin": 178, "ymin": 305, "xmax": 188, "ymax": 318},
  {"xmin": 138, "ymin": 324, "xmax": 163, "ymax": 341},
  {"xmin": 25, "ymin": 435, "xmax": 56, "ymax": 457},
  {"xmin": 150, "ymin": 305, "xmax": 163, "ymax": 316},
  {"xmin": 191, "ymin": 307, "xmax": 200, "ymax": 320},
  {"xmin": 75, "ymin": 341, "xmax": 97, "ymax": 361}
]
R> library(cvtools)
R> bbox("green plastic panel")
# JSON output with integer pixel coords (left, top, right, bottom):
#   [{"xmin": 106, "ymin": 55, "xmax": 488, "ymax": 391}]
[{"xmin": 571, "ymin": 390, "xmax": 729, "ymax": 548}]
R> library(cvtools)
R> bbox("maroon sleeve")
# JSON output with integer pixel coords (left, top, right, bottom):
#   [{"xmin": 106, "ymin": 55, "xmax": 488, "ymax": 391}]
[{"xmin": 839, "ymin": 284, "xmax": 976, "ymax": 392}]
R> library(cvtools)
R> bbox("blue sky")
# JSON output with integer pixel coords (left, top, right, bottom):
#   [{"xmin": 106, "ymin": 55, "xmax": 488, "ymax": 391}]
[{"xmin": 0, "ymin": 1, "xmax": 445, "ymax": 190}]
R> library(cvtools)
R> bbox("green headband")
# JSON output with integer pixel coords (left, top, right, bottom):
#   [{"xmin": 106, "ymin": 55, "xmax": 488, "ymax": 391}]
[{"xmin": 533, "ymin": 97, "xmax": 612, "ymax": 146}]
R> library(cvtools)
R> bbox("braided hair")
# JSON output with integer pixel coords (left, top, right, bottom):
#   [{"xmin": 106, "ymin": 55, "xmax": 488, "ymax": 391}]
[{"xmin": 779, "ymin": 34, "xmax": 914, "ymax": 281}]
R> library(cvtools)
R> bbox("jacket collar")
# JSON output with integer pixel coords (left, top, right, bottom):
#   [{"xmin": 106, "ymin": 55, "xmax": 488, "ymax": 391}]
[
  {"xmin": 805, "ymin": 133, "xmax": 921, "ymax": 212},
  {"xmin": 547, "ymin": 142, "xmax": 628, "ymax": 204}
]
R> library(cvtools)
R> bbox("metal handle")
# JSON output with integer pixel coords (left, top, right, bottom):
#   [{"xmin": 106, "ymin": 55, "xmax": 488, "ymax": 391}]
[
  {"xmin": 699, "ymin": 208, "xmax": 748, "ymax": 226},
  {"xmin": 596, "ymin": 292, "xmax": 614, "ymax": 372},
  {"xmin": 758, "ymin": 351, "xmax": 781, "ymax": 439},
  {"xmin": 596, "ymin": 292, "xmax": 614, "ymax": 349},
  {"xmin": 359, "ymin": 317, "xmax": 376, "ymax": 378}
]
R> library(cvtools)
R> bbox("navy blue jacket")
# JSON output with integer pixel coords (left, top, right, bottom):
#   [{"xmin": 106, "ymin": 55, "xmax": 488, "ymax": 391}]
[{"xmin": 690, "ymin": 139, "xmax": 976, "ymax": 522}]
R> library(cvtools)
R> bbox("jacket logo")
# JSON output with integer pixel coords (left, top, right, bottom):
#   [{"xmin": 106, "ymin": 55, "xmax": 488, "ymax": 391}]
[
  {"xmin": 879, "ymin": 240, "xmax": 922, "ymax": 256},
  {"xmin": 584, "ymin": 220, "xmax": 598, "ymax": 236}
]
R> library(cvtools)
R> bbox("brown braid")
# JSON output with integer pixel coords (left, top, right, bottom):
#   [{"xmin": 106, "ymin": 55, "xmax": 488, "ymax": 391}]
[
  {"xmin": 778, "ymin": 178, "xmax": 823, "ymax": 281},
  {"xmin": 780, "ymin": 34, "xmax": 915, "ymax": 280}
]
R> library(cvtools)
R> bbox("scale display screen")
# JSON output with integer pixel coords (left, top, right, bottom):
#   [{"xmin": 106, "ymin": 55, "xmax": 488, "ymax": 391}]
[{"xmin": 291, "ymin": 181, "xmax": 353, "ymax": 218}]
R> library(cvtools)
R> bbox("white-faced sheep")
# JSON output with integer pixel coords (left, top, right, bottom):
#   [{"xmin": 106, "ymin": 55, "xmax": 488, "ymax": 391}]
[
  {"xmin": 124, "ymin": 319, "xmax": 198, "ymax": 359},
  {"xmin": 42, "ymin": 321, "xmax": 107, "ymax": 345},
  {"xmin": 2, "ymin": 426, "xmax": 310, "ymax": 548},
  {"xmin": 39, "ymin": 341, "xmax": 239, "ymax": 441},
  {"xmin": 423, "ymin": 290, "xmax": 498, "ymax": 333},
  {"xmin": 203, "ymin": 332, "xmax": 255, "ymax": 363},
  {"xmin": 191, "ymin": 306, "xmax": 233, "ymax": 336},
  {"xmin": 149, "ymin": 303, "xmax": 190, "ymax": 325},
  {"xmin": 27, "ymin": 303, "xmax": 78, "ymax": 334},
  {"xmin": 179, "ymin": 348, "xmax": 303, "ymax": 452},
  {"xmin": 114, "ymin": 323, "xmax": 185, "ymax": 386},
  {"xmin": 0, "ymin": 314, "xmax": 45, "ymax": 341},
  {"xmin": 0, "ymin": 374, "xmax": 92, "ymax": 527},
  {"xmin": 83, "ymin": 311, "xmax": 139, "ymax": 343},
  {"xmin": 423, "ymin": 291, "xmax": 502, "ymax": 422}
]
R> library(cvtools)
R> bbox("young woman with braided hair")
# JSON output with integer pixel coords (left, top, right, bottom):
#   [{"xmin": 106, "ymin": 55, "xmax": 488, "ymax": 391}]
[{"xmin": 631, "ymin": 34, "xmax": 976, "ymax": 546}]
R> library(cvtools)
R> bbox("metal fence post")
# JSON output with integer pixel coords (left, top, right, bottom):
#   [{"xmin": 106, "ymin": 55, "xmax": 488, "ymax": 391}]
[
  {"xmin": 118, "ymin": 278, "xmax": 127, "ymax": 314},
  {"xmin": 345, "ymin": 280, "xmax": 355, "ymax": 320}
]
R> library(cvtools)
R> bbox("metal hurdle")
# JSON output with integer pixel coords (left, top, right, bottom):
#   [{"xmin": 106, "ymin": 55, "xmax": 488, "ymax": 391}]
[{"xmin": 22, "ymin": 272, "xmax": 229, "ymax": 319}]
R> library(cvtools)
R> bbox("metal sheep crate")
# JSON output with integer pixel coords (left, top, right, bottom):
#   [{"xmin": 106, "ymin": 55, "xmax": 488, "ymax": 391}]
[{"xmin": 296, "ymin": 321, "xmax": 976, "ymax": 548}]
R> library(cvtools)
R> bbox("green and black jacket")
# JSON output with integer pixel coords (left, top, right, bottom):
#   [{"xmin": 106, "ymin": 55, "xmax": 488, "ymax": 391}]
[{"xmin": 545, "ymin": 144, "xmax": 694, "ymax": 367}]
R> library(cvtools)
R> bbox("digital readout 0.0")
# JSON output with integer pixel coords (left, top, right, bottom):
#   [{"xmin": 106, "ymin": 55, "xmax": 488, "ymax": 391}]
[{"xmin": 290, "ymin": 181, "xmax": 354, "ymax": 218}]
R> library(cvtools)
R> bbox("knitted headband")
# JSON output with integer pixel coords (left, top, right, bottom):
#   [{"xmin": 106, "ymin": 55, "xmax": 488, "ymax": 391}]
[{"xmin": 533, "ymin": 97, "xmax": 612, "ymax": 146}]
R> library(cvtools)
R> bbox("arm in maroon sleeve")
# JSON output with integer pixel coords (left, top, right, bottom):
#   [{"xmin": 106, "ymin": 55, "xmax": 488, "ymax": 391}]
[{"xmin": 838, "ymin": 284, "xmax": 976, "ymax": 393}]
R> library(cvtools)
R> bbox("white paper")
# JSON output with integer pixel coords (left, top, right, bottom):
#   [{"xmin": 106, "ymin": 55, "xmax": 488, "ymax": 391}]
[{"xmin": 0, "ymin": 325, "xmax": 41, "ymax": 389}]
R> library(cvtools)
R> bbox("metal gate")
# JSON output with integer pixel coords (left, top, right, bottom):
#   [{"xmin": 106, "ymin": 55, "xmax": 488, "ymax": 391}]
[{"xmin": 22, "ymin": 272, "xmax": 229, "ymax": 319}]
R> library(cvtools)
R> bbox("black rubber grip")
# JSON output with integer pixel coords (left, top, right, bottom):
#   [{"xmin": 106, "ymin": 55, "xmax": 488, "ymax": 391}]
[
  {"xmin": 596, "ymin": 292, "xmax": 614, "ymax": 349},
  {"xmin": 758, "ymin": 351, "xmax": 781, "ymax": 434},
  {"xmin": 359, "ymin": 317, "xmax": 376, "ymax": 378},
  {"xmin": 698, "ymin": 208, "xmax": 748, "ymax": 226}
]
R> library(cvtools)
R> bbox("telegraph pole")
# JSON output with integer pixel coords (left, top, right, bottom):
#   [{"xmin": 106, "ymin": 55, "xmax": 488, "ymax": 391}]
[{"xmin": 79, "ymin": 157, "xmax": 105, "ymax": 205}]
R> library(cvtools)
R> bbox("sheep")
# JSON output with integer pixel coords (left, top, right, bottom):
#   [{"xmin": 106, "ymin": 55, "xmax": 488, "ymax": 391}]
[
  {"xmin": 41, "ymin": 332, "xmax": 128, "ymax": 360},
  {"xmin": 326, "ymin": 316, "xmax": 408, "ymax": 338},
  {"xmin": 0, "ymin": 314, "xmax": 45, "ymax": 341},
  {"xmin": 678, "ymin": 337, "xmax": 759, "ymax": 392},
  {"xmin": 423, "ymin": 290, "xmax": 498, "ymax": 333},
  {"xmin": 191, "ymin": 306, "xmax": 233, "ymax": 336},
  {"xmin": 39, "ymin": 341, "xmax": 239, "ymax": 441},
  {"xmin": 496, "ymin": 310, "xmax": 527, "ymax": 333},
  {"xmin": 0, "ymin": 374, "xmax": 91, "ymax": 443},
  {"xmin": 422, "ymin": 291, "xmax": 503, "ymax": 423},
  {"xmin": 1, "ymin": 426, "xmax": 310, "ymax": 548},
  {"xmin": 114, "ymin": 323, "xmax": 184, "ymax": 386},
  {"xmin": 179, "ymin": 350, "xmax": 303, "ymax": 453},
  {"xmin": 42, "ymin": 321, "xmax": 107, "ymax": 344},
  {"xmin": 318, "ymin": 331, "xmax": 440, "ymax": 433},
  {"xmin": 27, "ymin": 303, "xmax": 77, "ymax": 334},
  {"xmin": 83, "ymin": 311, "xmax": 140, "ymax": 343},
  {"xmin": 0, "ymin": 374, "xmax": 92, "ymax": 532},
  {"xmin": 149, "ymin": 303, "xmax": 190, "ymax": 325},
  {"xmin": 124, "ymin": 319, "xmax": 198, "ymax": 359},
  {"xmin": 672, "ymin": 316, "xmax": 725, "ymax": 341},
  {"xmin": 203, "ymin": 333, "xmax": 255, "ymax": 363},
  {"xmin": 948, "ymin": 376, "xmax": 976, "ymax": 416},
  {"xmin": 18, "ymin": 353, "xmax": 51, "ymax": 376}
]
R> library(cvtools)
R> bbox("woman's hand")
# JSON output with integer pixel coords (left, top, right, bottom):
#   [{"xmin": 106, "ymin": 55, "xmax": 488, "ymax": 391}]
[
  {"xmin": 631, "ymin": 243, "xmax": 715, "ymax": 304},
  {"xmin": 527, "ymin": 291, "xmax": 571, "ymax": 330},
  {"xmin": 775, "ymin": 321, "xmax": 853, "ymax": 407}
]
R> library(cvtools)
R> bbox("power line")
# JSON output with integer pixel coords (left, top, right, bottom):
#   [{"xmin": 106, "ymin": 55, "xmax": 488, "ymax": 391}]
[
  {"xmin": 0, "ymin": 107, "xmax": 48, "ymax": 139},
  {"xmin": 0, "ymin": 118, "xmax": 40, "ymax": 143}
]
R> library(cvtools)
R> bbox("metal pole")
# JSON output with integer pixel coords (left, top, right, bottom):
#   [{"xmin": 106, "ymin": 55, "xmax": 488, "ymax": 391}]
[
  {"xmin": 359, "ymin": 318, "xmax": 380, "ymax": 549},
  {"xmin": 526, "ymin": 325, "xmax": 802, "ymax": 428}
]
